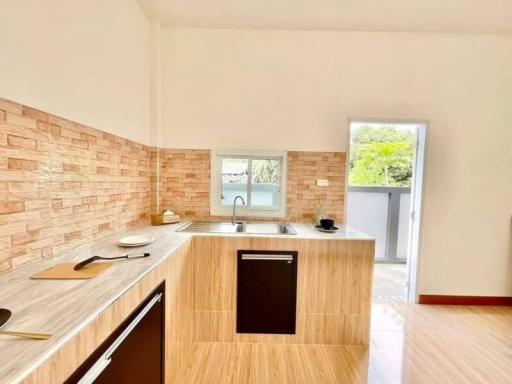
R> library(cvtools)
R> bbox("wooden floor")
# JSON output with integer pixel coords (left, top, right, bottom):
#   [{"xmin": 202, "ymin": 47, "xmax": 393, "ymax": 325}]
[
  {"xmin": 177, "ymin": 343, "xmax": 368, "ymax": 383},
  {"xmin": 177, "ymin": 299, "xmax": 512, "ymax": 384}
]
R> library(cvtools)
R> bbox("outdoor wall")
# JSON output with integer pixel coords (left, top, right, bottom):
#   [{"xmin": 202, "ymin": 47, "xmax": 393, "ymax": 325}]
[
  {"xmin": 0, "ymin": 0, "xmax": 152, "ymax": 145},
  {"xmin": 160, "ymin": 28, "xmax": 512, "ymax": 297}
]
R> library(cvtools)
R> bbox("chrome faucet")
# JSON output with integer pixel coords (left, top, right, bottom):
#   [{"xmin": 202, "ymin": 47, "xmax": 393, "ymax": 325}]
[{"xmin": 232, "ymin": 195, "xmax": 246, "ymax": 225}]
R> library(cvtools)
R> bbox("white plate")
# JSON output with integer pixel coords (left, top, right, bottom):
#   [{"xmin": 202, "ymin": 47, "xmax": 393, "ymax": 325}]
[{"xmin": 118, "ymin": 235, "xmax": 156, "ymax": 247}]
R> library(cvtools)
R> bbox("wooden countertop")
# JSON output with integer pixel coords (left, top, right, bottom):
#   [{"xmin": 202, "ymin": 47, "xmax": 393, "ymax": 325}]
[{"xmin": 0, "ymin": 222, "xmax": 373, "ymax": 384}]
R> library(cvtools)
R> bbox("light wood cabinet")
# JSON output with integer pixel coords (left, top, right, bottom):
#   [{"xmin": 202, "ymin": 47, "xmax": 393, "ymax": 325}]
[
  {"xmin": 191, "ymin": 237, "xmax": 374, "ymax": 346},
  {"xmin": 23, "ymin": 236, "xmax": 374, "ymax": 383}
]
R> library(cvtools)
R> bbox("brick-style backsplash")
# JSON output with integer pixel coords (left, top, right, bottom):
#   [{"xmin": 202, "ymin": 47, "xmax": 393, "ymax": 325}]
[
  {"xmin": 153, "ymin": 149, "xmax": 346, "ymax": 223},
  {"xmin": 1, "ymin": 97, "xmax": 346, "ymax": 274},
  {"xmin": 0, "ymin": 97, "xmax": 150, "ymax": 273},
  {"xmin": 287, "ymin": 151, "xmax": 345, "ymax": 222},
  {"xmin": 152, "ymin": 148, "xmax": 211, "ymax": 218}
]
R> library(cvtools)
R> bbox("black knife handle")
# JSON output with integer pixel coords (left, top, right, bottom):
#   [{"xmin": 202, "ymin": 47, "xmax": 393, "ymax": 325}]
[
  {"xmin": 73, "ymin": 256, "xmax": 101, "ymax": 271},
  {"xmin": 73, "ymin": 253, "xmax": 151, "ymax": 270}
]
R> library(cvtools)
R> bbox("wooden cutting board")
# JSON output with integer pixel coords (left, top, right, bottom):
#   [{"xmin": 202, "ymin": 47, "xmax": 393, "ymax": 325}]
[{"xmin": 30, "ymin": 262, "xmax": 113, "ymax": 280}]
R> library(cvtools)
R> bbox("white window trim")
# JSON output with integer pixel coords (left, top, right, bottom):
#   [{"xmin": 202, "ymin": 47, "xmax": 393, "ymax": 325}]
[{"xmin": 210, "ymin": 149, "xmax": 287, "ymax": 218}]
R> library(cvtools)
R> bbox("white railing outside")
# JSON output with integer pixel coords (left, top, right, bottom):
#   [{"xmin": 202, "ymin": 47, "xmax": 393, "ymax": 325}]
[{"xmin": 348, "ymin": 187, "xmax": 411, "ymax": 263}]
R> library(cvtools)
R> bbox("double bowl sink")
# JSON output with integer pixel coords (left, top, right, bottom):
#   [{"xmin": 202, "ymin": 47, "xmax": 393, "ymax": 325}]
[{"xmin": 177, "ymin": 221, "xmax": 297, "ymax": 235}]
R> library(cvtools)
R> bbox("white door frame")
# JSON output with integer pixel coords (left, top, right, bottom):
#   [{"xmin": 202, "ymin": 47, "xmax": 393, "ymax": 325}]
[
  {"xmin": 345, "ymin": 118, "xmax": 428, "ymax": 302},
  {"xmin": 406, "ymin": 123, "xmax": 427, "ymax": 302}
]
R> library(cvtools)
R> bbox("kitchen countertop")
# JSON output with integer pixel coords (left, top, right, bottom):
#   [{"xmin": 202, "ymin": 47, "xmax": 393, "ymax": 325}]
[{"xmin": 0, "ymin": 222, "xmax": 373, "ymax": 384}]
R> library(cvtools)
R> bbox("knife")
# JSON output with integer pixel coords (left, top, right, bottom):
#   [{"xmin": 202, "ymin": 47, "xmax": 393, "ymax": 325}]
[
  {"xmin": 0, "ymin": 308, "xmax": 51, "ymax": 340},
  {"xmin": 73, "ymin": 253, "xmax": 151, "ymax": 271}
]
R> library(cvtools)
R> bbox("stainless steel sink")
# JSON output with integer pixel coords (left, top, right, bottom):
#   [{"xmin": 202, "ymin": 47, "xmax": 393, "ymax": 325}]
[{"xmin": 176, "ymin": 221, "xmax": 297, "ymax": 235}]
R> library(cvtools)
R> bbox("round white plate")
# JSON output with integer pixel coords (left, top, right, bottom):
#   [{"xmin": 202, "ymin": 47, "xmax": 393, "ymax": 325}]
[{"xmin": 118, "ymin": 235, "xmax": 156, "ymax": 247}]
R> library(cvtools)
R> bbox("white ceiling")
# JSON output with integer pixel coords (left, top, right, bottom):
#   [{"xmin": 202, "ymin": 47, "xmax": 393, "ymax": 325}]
[{"xmin": 138, "ymin": 0, "xmax": 512, "ymax": 34}]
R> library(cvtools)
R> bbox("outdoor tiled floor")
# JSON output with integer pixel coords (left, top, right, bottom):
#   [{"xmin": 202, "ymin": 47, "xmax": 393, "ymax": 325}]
[{"xmin": 373, "ymin": 263, "xmax": 407, "ymax": 298}]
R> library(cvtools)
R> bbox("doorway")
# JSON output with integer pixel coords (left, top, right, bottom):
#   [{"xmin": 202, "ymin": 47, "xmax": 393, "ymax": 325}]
[{"xmin": 346, "ymin": 120, "xmax": 426, "ymax": 301}]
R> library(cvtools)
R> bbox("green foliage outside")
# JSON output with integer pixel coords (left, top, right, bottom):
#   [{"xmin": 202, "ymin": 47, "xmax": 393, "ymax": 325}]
[
  {"xmin": 252, "ymin": 159, "xmax": 279, "ymax": 184},
  {"xmin": 349, "ymin": 126, "xmax": 415, "ymax": 187}
]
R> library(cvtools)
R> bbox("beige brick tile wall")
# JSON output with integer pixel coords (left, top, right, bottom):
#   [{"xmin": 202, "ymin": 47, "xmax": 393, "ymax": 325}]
[
  {"xmin": 153, "ymin": 149, "xmax": 346, "ymax": 223},
  {"xmin": 0, "ymin": 97, "xmax": 345, "ymax": 273},
  {"xmin": 0, "ymin": 98, "xmax": 150, "ymax": 273},
  {"xmin": 287, "ymin": 151, "xmax": 345, "ymax": 222},
  {"xmin": 154, "ymin": 148, "xmax": 211, "ymax": 218}
]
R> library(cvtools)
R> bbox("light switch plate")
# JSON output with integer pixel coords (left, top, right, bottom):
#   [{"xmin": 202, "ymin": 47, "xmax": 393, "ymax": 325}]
[{"xmin": 316, "ymin": 179, "xmax": 329, "ymax": 187}]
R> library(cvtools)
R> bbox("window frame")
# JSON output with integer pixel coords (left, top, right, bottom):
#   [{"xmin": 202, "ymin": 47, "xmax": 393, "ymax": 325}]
[{"xmin": 210, "ymin": 149, "xmax": 287, "ymax": 218}]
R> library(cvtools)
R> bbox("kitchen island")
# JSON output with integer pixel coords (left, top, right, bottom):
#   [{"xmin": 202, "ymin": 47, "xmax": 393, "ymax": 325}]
[{"xmin": 0, "ymin": 222, "xmax": 374, "ymax": 384}]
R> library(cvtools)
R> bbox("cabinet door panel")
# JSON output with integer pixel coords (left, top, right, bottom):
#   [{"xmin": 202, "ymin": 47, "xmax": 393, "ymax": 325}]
[
  {"xmin": 65, "ymin": 284, "xmax": 165, "ymax": 384},
  {"xmin": 237, "ymin": 250, "xmax": 298, "ymax": 334}
]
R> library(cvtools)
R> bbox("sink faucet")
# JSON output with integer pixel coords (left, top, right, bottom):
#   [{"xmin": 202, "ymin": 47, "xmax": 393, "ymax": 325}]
[{"xmin": 232, "ymin": 195, "xmax": 246, "ymax": 225}]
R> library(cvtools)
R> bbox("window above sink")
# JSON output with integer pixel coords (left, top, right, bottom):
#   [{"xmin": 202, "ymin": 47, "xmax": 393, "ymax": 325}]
[{"xmin": 210, "ymin": 150, "xmax": 287, "ymax": 218}]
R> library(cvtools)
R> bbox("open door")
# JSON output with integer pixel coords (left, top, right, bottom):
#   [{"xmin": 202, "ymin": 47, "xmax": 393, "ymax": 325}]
[
  {"xmin": 405, "ymin": 125, "xmax": 427, "ymax": 302},
  {"xmin": 347, "ymin": 120, "xmax": 427, "ymax": 301}
]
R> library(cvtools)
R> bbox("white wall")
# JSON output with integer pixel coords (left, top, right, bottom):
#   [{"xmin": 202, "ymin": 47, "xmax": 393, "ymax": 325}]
[
  {"xmin": 0, "ymin": 0, "xmax": 151, "ymax": 144},
  {"xmin": 161, "ymin": 28, "xmax": 512, "ymax": 297}
]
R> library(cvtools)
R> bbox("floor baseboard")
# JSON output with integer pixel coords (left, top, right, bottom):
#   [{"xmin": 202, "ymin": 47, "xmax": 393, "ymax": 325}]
[{"xmin": 419, "ymin": 295, "xmax": 512, "ymax": 306}]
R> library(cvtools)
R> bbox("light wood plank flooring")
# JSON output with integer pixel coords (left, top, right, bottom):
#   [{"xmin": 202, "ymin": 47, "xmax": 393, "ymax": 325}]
[
  {"xmin": 177, "ymin": 299, "xmax": 512, "ymax": 384},
  {"xmin": 177, "ymin": 343, "xmax": 368, "ymax": 384}
]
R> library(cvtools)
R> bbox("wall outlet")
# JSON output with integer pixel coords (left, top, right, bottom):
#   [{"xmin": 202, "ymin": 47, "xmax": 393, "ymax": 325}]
[{"xmin": 316, "ymin": 179, "xmax": 329, "ymax": 187}]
